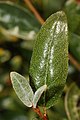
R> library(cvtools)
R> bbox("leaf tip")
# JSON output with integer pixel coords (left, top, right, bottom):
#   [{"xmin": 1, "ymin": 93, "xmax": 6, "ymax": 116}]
[
  {"xmin": 44, "ymin": 84, "xmax": 47, "ymax": 91},
  {"xmin": 10, "ymin": 71, "xmax": 15, "ymax": 76},
  {"xmin": 10, "ymin": 71, "xmax": 15, "ymax": 78},
  {"xmin": 32, "ymin": 84, "xmax": 47, "ymax": 108},
  {"xmin": 10, "ymin": 71, "xmax": 18, "ymax": 84}
]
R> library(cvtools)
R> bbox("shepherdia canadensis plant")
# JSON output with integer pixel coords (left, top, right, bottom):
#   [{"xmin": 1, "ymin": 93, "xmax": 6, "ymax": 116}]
[{"xmin": 10, "ymin": 11, "xmax": 68, "ymax": 120}]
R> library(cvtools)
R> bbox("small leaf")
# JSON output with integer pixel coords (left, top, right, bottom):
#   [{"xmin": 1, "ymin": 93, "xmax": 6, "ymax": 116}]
[
  {"xmin": 10, "ymin": 72, "xmax": 34, "ymax": 107},
  {"xmin": 65, "ymin": 83, "xmax": 80, "ymax": 120},
  {"xmin": 30, "ymin": 11, "xmax": 68, "ymax": 109},
  {"xmin": 33, "ymin": 85, "xmax": 47, "ymax": 108}
]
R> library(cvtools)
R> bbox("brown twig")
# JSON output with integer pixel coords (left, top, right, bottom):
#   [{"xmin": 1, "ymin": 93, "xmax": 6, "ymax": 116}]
[
  {"xmin": 24, "ymin": 0, "xmax": 80, "ymax": 71},
  {"xmin": 69, "ymin": 54, "xmax": 80, "ymax": 71},
  {"xmin": 43, "ymin": 107, "xmax": 48, "ymax": 120},
  {"xmin": 24, "ymin": 0, "xmax": 44, "ymax": 24},
  {"xmin": 32, "ymin": 107, "xmax": 43, "ymax": 119},
  {"xmin": 76, "ymin": 0, "xmax": 80, "ymax": 3},
  {"xmin": 32, "ymin": 107, "xmax": 48, "ymax": 120}
]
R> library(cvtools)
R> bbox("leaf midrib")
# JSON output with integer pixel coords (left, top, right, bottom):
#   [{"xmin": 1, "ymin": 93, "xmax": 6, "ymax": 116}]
[
  {"xmin": 44, "ymin": 15, "xmax": 60, "ymax": 103},
  {"xmin": 14, "ymin": 75, "xmax": 33, "ymax": 104},
  {"xmin": 45, "ymin": 16, "xmax": 60, "ymax": 86}
]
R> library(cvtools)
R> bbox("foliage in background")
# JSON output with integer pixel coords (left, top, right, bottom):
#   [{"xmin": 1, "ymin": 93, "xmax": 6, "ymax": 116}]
[{"xmin": 0, "ymin": 0, "xmax": 80, "ymax": 120}]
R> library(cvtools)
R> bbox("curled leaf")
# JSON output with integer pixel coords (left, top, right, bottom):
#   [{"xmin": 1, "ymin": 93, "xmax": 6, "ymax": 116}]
[
  {"xmin": 65, "ymin": 83, "xmax": 80, "ymax": 120},
  {"xmin": 33, "ymin": 85, "xmax": 47, "ymax": 108}
]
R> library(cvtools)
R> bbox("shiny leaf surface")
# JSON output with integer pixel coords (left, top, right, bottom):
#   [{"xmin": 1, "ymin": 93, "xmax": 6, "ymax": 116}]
[
  {"xmin": 30, "ymin": 11, "xmax": 68, "ymax": 109},
  {"xmin": 0, "ymin": 2, "xmax": 40, "ymax": 40}
]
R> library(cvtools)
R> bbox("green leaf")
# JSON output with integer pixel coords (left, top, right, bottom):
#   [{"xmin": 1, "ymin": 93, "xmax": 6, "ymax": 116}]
[
  {"xmin": 65, "ymin": 83, "xmax": 80, "ymax": 120},
  {"xmin": 10, "ymin": 72, "xmax": 34, "ymax": 107},
  {"xmin": 64, "ymin": 0, "xmax": 80, "ymax": 35},
  {"xmin": 33, "ymin": 85, "xmax": 47, "ymax": 108},
  {"xmin": 0, "ymin": 2, "xmax": 40, "ymax": 40},
  {"xmin": 29, "ymin": 11, "xmax": 68, "ymax": 109},
  {"xmin": 69, "ymin": 32, "xmax": 80, "ymax": 62}
]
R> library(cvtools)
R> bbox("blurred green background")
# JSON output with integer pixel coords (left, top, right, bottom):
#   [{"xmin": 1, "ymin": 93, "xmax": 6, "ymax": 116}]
[{"xmin": 0, "ymin": 0, "xmax": 80, "ymax": 120}]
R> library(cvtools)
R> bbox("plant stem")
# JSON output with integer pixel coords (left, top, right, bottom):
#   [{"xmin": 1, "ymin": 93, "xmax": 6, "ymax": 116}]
[
  {"xmin": 69, "ymin": 54, "xmax": 80, "ymax": 71},
  {"xmin": 32, "ymin": 107, "xmax": 48, "ymax": 120},
  {"xmin": 43, "ymin": 107, "xmax": 49, "ymax": 120},
  {"xmin": 24, "ymin": 0, "xmax": 44, "ymax": 24}
]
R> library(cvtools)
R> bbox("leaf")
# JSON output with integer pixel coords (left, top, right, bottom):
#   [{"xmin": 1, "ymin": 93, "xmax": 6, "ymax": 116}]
[
  {"xmin": 33, "ymin": 85, "xmax": 47, "ymax": 108},
  {"xmin": 69, "ymin": 32, "xmax": 80, "ymax": 62},
  {"xmin": 0, "ymin": 2, "xmax": 40, "ymax": 40},
  {"xmin": 47, "ymin": 99, "xmax": 68, "ymax": 120},
  {"xmin": 29, "ymin": 11, "xmax": 68, "ymax": 109},
  {"xmin": 65, "ymin": 83, "xmax": 80, "ymax": 120},
  {"xmin": 10, "ymin": 72, "xmax": 34, "ymax": 107},
  {"xmin": 64, "ymin": 0, "xmax": 80, "ymax": 35}
]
